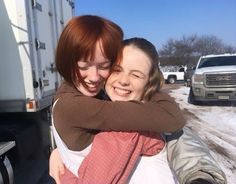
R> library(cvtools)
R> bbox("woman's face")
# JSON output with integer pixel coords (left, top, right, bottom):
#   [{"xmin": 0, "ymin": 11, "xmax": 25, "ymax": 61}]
[
  {"xmin": 76, "ymin": 42, "xmax": 111, "ymax": 96},
  {"xmin": 105, "ymin": 45, "xmax": 151, "ymax": 101}
]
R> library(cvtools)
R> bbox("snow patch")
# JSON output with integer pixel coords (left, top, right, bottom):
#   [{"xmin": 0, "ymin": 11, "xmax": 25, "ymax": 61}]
[{"xmin": 169, "ymin": 86, "xmax": 236, "ymax": 184}]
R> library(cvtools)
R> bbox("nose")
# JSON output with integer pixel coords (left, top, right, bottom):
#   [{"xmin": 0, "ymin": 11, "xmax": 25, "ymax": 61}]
[
  {"xmin": 118, "ymin": 73, "xmax": 130, "ymax": 86},
  {"xmin": 88, "ymin": 66, "xmax": 100, "ymax": 82}
]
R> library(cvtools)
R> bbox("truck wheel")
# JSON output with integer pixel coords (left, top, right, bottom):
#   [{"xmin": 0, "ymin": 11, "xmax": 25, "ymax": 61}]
[
  {"xmin": 188, "ymin": 87, "xmax": 199, "ymax": 105},
  {"xmin": 0, "ymin": 155, "xmax": 14, "ymax": 184},
  {"xmin": 168, "ymin": 77, "xmax": 176, "ymax": 84}
]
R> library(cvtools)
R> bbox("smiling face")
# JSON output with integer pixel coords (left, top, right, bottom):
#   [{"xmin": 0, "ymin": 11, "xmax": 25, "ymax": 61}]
[
  {"xmin": 105, "ymin": 45, "xmax": 151, "ymax": 101},
  {"xmin": 76, "ymin": 41, "xmax": 111, "ymax": 96}
]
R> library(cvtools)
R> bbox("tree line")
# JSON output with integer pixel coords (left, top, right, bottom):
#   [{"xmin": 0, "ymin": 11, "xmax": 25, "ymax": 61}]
[{"xmin": 159, "ymin": 34, "xmax": 236, "ymax": 67}]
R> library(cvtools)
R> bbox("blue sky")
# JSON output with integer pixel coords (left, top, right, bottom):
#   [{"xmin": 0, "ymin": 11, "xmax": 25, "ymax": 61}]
[{"xmin": 75, "ymin": 0, "xmax": 236, "ymax": 49}]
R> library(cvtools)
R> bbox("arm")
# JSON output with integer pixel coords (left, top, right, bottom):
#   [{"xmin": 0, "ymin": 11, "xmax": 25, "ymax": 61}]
[
  {"xmin": 166, "ymin": 127, "xmax": 226, "ymax": 184},
  {"xmin": 54, "ymin": 84, "xmax": 185, "ymax": 133},
  {"xmin": 78, "ymin": 131, "xmax": 164, "ymax": 183}
]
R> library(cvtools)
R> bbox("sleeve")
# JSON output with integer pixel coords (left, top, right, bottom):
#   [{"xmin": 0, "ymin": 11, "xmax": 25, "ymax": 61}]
[
  {"xmin": 54, "ymin": 91, "xmax": 185, "ymax": 133},
  {"xmin": 77, "ymin": 131, "xmax": 164, "ymax": 184},
  {"xmin": 166, "ymin": 127, "xmax": 226, "ymax": 184}
]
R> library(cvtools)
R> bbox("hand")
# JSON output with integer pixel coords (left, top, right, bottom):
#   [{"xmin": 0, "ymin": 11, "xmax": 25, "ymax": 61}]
[{"xmin": 49, "ymin": 148, "xmax": 65, "ymax": 184}]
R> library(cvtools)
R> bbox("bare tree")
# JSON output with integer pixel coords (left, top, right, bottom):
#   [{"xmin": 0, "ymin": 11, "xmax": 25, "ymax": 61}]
[
  {"xmin": 194, "ymin": 35, "xmax": 224, "ymax": 55},
  {"xmin": 159, "ymin": 34, "xmax": 236, "ymax": 67},
  {"xmin": 159, "ymin": 39, "xmax": 176, "ymax": 57}
]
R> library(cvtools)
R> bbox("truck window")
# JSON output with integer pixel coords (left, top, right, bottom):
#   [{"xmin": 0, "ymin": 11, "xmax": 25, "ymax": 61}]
[
  {"xmin": 198, "ymin": 56, "xmax": 236, "ymax": 68},
  {"xmin": 179, "ymin": 67, "xmax": 184, "ymax": 72}
]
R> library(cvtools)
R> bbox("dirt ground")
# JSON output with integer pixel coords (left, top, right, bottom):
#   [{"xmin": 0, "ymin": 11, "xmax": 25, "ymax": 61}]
[{"xmin": 162, "ymin": 83, "xmax": 182, "ymax": 93}]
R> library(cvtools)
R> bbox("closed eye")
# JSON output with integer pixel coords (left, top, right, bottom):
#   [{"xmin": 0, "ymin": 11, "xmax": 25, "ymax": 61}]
[
  {"xmin": 77, "ymin": 61, "xmax": 89, "ymax": 70},
  {"xmin": 78, "ymin": 65, "xmax": 89, "ymax": 70},
  {"xmin": 97, "ymin": 61, "xmax": 111, "ymax": 70},
  {"xmin": 132, "ymin": 74, "xmax": 142, "ymax": 78},
  {"xmin": 131, "ymin": 72, "xmax": 145, "ymax": 79}
]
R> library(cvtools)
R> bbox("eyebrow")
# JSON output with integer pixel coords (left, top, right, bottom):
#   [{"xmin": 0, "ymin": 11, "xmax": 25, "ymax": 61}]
[
  {"xmin": 113, "ymin": 65, "xmax": 146, "ymax": 76},
  {"xmin": 78, "ymin": 60, "xmax": 111, "ymax": 65},
  {"xmin": 99, "ymin": 61, "xmax": 111, "ymax": 64}
]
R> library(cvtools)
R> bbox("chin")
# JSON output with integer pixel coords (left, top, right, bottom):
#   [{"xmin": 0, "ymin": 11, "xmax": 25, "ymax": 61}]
[
  {"xmin": 77, "ymin": 85, "xmax": 101, "ymax": 97},
  {"xmin": 84, "ymin": 90, "xmax": 100, "ymax": 97},
  {"xmin": 87, "ymin": 87, "xmax": 103, "ymax": 97},
  {"xmin": 110, "ymin": 95, "xmax": 130, "ymax": 102}
]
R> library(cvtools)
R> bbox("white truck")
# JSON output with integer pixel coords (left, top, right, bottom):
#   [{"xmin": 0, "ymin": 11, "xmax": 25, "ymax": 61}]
[
  {"xmin": 163, "ymin": 67, "xmax": 185, "ymax": 84},
  {"xmin": 188, "ymin": 53, "xmax": 236, "ymax": 105},
  {"xmin": 0, "ymin": 0, "xmax": 74, "ymax": 183}
]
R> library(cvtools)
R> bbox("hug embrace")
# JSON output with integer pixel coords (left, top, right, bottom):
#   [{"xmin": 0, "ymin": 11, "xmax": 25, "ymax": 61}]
[{"xmin": 49, "ymin": 15, "xmax": 226, "ymax": 184}]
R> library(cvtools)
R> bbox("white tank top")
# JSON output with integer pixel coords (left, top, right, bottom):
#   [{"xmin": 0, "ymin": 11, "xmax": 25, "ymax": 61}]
[{"xmin": 52, "ymin": 99, "xmax": 91, "ymax": 177}]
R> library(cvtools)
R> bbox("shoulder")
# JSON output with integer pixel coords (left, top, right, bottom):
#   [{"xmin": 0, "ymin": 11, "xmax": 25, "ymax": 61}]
[
  {"xmin": 54, "ymin": 81, "xmax": 82, "ymax": 101},
  {"xmin": 150, "ymin": 91, "xmax": 175, "ymax": 102}
]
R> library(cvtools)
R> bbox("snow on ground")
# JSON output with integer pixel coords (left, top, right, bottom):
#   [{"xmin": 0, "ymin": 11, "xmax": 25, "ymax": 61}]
[{"xmin": 168, "ymin": 86, "xmax": 236, "ymax": 184}]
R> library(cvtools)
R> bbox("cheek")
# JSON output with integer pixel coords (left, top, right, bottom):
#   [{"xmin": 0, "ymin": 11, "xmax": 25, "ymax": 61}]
[
  {"xmin": 105, "ymin": 73, "xmax": 117, "ymax": 95},
  {"xmin": 106, "ymin": 73, "xmax": 117, "ymax": 84},
  {"xmin": 105, "ymin": 75, "xmax": 113, "ymax": 90},
  {"xmin": 105, "ymin": 81, "xmax": 112, "ymax": 99},
  {"xmin": 78, "ymin": 70, "xmax": 87, "ymax": 79},
  {"xmin": 134, "ymin": 80, "xmax": 148, "ymax": 94},
  {"xmin": 100, "ymin": 70, "xmax": 110, "ymax": 79}
]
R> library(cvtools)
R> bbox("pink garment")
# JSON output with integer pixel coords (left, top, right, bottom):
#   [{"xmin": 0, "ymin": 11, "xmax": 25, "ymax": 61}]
[
  {"xmin": 60, "ymin": 167, "xmax": 77, "ymax": 184},
  {"xmin": 60, "ymin": 132, "xmax": 164, "ymax": 184}
]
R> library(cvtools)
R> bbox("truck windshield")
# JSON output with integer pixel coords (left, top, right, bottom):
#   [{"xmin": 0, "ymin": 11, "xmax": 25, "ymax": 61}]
[{"xmin": 198, "ymin": 56, "xmax": 236, "ymax": 68}]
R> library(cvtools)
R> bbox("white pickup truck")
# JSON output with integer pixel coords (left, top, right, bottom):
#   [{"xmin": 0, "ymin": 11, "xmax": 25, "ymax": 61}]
[
  {"xmin": 188, "ymin": 53, "xmax": 236, "ymax": 104},
  {"xmin": 163, "ymin": 67, "xmax": 185, "ymax": 84}
]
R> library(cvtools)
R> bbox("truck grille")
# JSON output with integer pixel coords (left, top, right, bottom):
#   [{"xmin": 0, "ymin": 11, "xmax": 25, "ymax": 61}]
[{"xmin": 205, "ymin": 73, "xmax": 236, "ymax": 86}]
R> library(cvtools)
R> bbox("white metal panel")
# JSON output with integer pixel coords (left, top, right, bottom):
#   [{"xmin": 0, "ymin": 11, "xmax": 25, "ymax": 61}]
[
  {"xmin": 54, "ymin": 0, "xmax": 64, "ymax": 38},
  {"xmin": 62, "ymin": 0, "xmax": 74, "ymax": 25},
  {"xmin": 0, "ymin": 0, "xmax": 74, "ymax": 112},
  {"xmin": 54, "ymin": 0, "xmax": 74, "ymax": 39},
  {"xmin": 48, "ymin": 0, "xmax": 61, "ymax": 89},
  {"xmin": 0, "ymin": 0, "xmax": 33, "ymax": 100},
  {"xmin": 32, "ymin": 0, "xmax": 58, "ymax": 97},
  {"xmin": 15, "ymin": 0, "xmax": 35, "ymax": 100},
  {"xmin": 53, "ymin": 0, "xmax": 74, "ymax": 86}
]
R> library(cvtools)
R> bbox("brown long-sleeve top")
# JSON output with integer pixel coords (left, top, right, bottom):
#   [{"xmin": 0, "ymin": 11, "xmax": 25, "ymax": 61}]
[{"xmin": 53, "ymin": 81, "xmax": 185, "ymax": 151}]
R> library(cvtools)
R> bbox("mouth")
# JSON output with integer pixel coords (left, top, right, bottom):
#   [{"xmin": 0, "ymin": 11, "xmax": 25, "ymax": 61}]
[
  {"xmin": 85, "ymin": 82, "xmax": 101, "ymax": 92},
  {"xmin": 113, "ymin": 86, "xmax": 131, "ymax": 96}
]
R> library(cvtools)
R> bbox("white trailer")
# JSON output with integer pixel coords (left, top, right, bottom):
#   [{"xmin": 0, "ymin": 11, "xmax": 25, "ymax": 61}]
[
  {"xmin": 0, "ymin": 1, "xmax": 74, "ymax": 183},
  {"xmin": 0, "ymin": 0, "xmax": 74, "ymax": 112}
]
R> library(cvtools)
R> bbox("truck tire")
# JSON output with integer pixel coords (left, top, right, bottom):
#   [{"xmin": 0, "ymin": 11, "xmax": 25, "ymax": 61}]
[
  {"xmin": 167, "ymin": 76, "xmax": 176, "ymax": 84},
  {"xmin": 0, "ymin": 155, "xmax": 14, "ymax": 184},
  {"xmin": 188, "ymin": 87, "xmax": 199, "ymax": 105}
]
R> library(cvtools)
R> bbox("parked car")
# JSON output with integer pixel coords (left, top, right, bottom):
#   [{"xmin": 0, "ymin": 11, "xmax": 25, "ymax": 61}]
[
  {"xmin": 163, "ymin": 67, "xmax": 185, "ymax": 84},
  {"xmin": 188, "ymin": 53, "xmax": 236, "ymax": 104}
]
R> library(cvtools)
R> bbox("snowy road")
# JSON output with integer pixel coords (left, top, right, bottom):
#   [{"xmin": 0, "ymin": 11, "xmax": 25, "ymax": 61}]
[{"xmin": 166, "ymin": 85, "xmax": 236, "ymax": 183}]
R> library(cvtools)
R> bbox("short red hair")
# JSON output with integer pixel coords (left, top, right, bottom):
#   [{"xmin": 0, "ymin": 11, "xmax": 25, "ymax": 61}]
[{"xmin": 56, "ymin": 15, "xmax": 123, "ymax": 84}]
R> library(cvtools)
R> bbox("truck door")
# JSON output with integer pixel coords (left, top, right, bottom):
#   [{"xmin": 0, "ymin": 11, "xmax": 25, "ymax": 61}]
[
  {"xmin": 32, "ymin": 0, "xmax": 58, "ymax": 98},
  {"xmin": 53, "ymin": 0, "xmax": 74, "ymax": 86}
]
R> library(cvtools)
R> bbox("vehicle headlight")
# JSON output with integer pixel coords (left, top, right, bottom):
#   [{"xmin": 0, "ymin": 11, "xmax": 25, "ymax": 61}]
[{"xmin": 192, "ymin": 74, "xmax": 204, "ymax": 83}]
